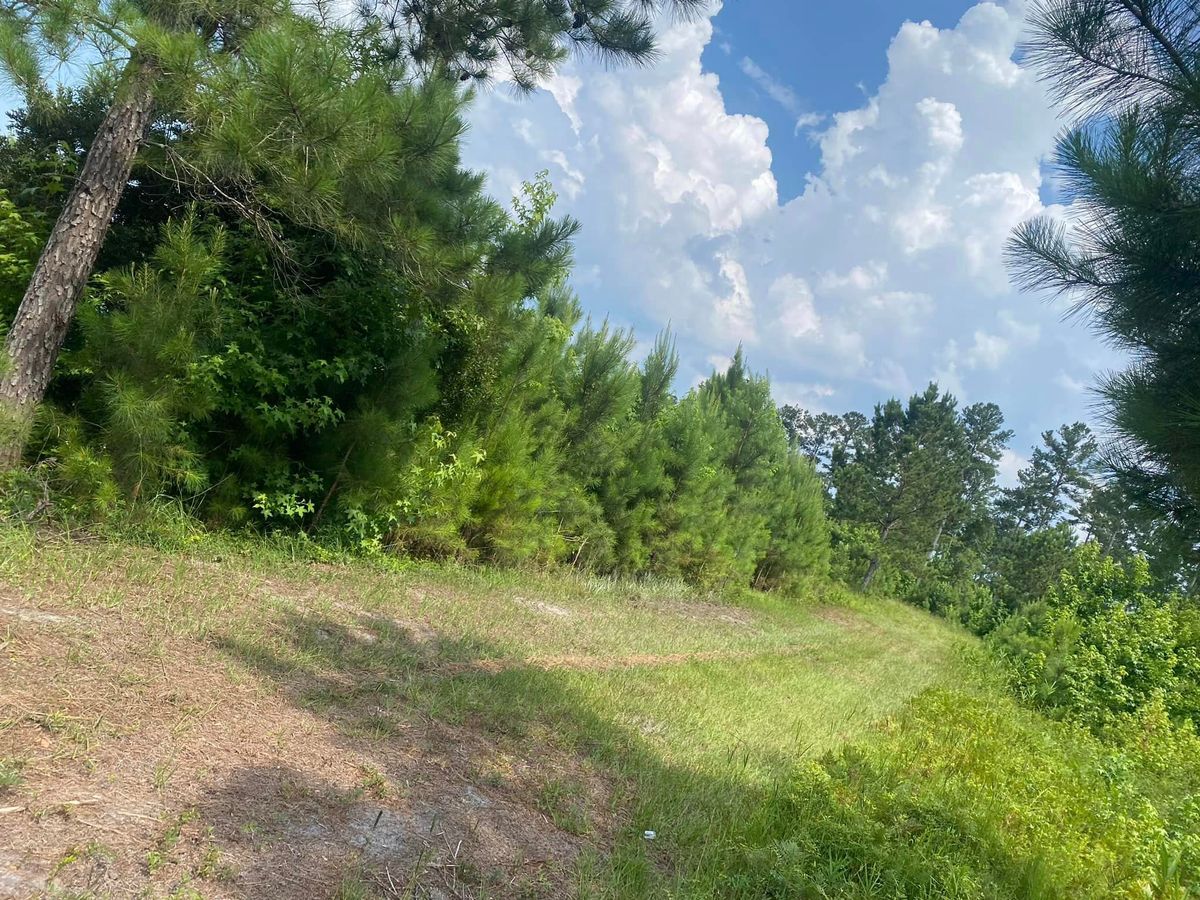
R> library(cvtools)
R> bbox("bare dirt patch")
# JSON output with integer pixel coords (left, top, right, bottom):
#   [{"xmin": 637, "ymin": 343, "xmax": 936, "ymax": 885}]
[
  {"xmin": 0, "ymin": 591, "xmax": 606, "ymax": 899},
  {"xmin": 661, "ymin": 600, "xmax": 759, "ymax": 630}
]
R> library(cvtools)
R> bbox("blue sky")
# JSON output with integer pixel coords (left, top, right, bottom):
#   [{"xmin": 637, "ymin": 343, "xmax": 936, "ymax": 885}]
[
  {"xmin": 461, "ymin": 0, "xmax": 1121, "ymax": 480},
  {"xmin": 702, "ymin": 0, "xmax": 980, "ymax": 199}
]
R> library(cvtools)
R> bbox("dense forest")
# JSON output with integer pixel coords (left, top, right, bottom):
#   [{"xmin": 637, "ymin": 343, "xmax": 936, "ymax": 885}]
[{"xmin": 2, "ymin": 0, "xmax": 1200, "ymax": 894}]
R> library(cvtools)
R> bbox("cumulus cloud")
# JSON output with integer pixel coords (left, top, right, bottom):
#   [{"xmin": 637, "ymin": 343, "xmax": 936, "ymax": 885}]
[
  {"xmin": 1056, "ymin": 371, "xmax": 1089, "ymax": 393},
  {"xmin": 714, "ymin": 254, "xmax": 758, "ymax": 343},
  {"xmin": 965, "ymin": 330, "xmax": 1011, "ymax": 369},
  {"xmin": 769, "ymin": 274, "xmax": 820, "ymax": 338},
  {"xmin": 459, "ymin": 0, "xmax": 1120, "ymax": 448},
  {"xmin": 997, "ymin": 448, "xmax": 1027, "ymax": 487}
]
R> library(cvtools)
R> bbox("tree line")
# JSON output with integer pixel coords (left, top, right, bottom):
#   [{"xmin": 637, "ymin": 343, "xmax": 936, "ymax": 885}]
[
  {"xmin": 0, "ymin": 0, "xmax": 1199, "ymax": 727},
  {"xmin": 0, "ymin": 44, "xmax": 828, "ymax": 588}
]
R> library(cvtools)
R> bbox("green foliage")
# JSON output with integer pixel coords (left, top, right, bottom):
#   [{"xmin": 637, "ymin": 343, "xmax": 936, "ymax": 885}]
[
  {"xmin": 996, "ymin": 422, "xmax": 1097, "ymax": 531},
  {"xmin": 642, "ymin": 350, "xmax": 828, "ymax": 588},
  {"xmin": 1009, "ymin": 0, "xmax": 1200, "ymax": 549},
  {"xmin": 359, "ymin": 0, "xmax": 711, "ymax": 90},
  {"xmin": 341, "ymin": 417, "xmax": 485, "ymax": 558},
  {"xmin": 0, "ymin": 189, "xmax": 43, "ymax": 319},
  {"xmin": 992, "ymin": 543, "xmax": 1200, "ymax": 729},
  {"xmin": 718, "ymin": 688, "xmax": 1199, "ymax": 899},
  {"xmin": 831, "ymin": 385, "xmax": 1008, "ymax": 594},
  {"xmin": 0, "ymin": 87, "xmax": 827, "ymax": 592},
  {"xmin": 70, "ymin": 216, "xmax": 223, "ymax": 501},
  {"xmin": 0, "ymin": 757, "xmax": 24, "ymax": 789}
]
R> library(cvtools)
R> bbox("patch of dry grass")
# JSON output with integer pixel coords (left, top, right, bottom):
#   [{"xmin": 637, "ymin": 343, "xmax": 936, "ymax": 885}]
[{"xmin": 0, "ymin": 527, "xmax": 969, "ymax": 898}]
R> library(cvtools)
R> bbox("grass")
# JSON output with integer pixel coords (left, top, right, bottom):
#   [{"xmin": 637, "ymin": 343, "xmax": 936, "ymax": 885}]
[
  {"xmin": 10, "ymin": 525, "xmax": 1189, "ymax": 897},
  {"xmin": 0, "ymin": 755, "xmax": 25, "ymax": 789},
  {"xmin": 145, "ymin": 808, "xmax": 198, "ymax": 874},
  {"xmin": 704, "ymin": 689, "xmax": 1168, "ymax": 899}
]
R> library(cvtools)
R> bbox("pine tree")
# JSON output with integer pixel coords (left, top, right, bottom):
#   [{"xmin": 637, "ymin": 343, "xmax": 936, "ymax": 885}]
[
  {"xmin": 834, "ymin": 385, "xmax": 970, "ymax": 591},
  {"xmin": 982, "ymin": 424, "xmax": 1098, "ymax": 629},
  {"xmin": 606, "ymin": 331, "xmax": 677, "ymax": 572},
  {"xmin": 652, "ymin": 388, "xmax": 739, "ymax": 584},
  {"xmin": 779, "ymin": 405, "xmax": 868, "ymax": 492},
  {"xmin": 361, "ymin": 0, "xmax": 709, "ymax": 90},
  {"xmin": 0, "ymin": 0, "xmax": 706, "ymax": 465},
  {"xmin": 1078, "ymin": 479, "xmax": 1200, "ymax": 595},
  {"xmin": 1009, "ymin": 0, "xmax": 1200, "ymax": 543},
  {"xmin": 997, "ymin": 423, "xmax": 1098, "ymax": 531},
  {"xmin": 0, "ymin": 0, "xmax": 281, "ymax": 463}
]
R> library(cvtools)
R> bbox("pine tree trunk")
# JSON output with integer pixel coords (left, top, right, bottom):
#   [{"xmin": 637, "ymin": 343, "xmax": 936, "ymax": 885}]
[
  {"xmin": 861, "ymin": 555, "xmax": 883, "ymax": 591},
  {"xmin": 927, "ymin": 516, "xmax": 945, "ymax": 562},
  {"xmin": 0, "ymin": 59, "xmax": 157, "ymax": 468},
  {"xmin": 861, "ymin": 520, "xmax": 896, "ymax": 592}
]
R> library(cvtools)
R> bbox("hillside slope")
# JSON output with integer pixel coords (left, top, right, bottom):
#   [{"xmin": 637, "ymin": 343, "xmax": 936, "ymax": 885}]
[{"xmin": 0, "ymin": 531, "xmax": 966, "ymax": 899}]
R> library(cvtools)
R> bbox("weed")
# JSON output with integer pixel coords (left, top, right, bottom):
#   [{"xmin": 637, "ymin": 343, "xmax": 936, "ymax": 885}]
[
  {"xmin": 30, "ymin": 709, "xmax": 102, "ymax": 755},
  {"xmin": 193, "ymin": 841, "xmax": 233, "ymax": 880},
  {"xmin": 0, "ymin": 756, "xmax": 24, "ymax": 789},
  {"xmin": 334, "ymin": 871, "xmax": 379, "ymax": 900},
  {"xmin": 358, "ymin": 764, "xmax": 391, "ymax": 800},
  {"xmin": 535, "ymin": 778, "xmax": 591, "ymax": 836},
  {"xmin": 47, "ymin": 842, "xmax": 110, "ymax": 881},
  {"xmin": 145, "ymin": 807, "xmax": 197, "ymax": 874},
  {"xmin": 152, "ymin": 755, "xmax": 176, "ymax": 793}
]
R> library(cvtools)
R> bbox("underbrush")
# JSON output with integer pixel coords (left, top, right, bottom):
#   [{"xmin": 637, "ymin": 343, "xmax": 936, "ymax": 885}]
[{"xmin": 702, "ymin": 688, "xmax": 1199, "ymax": 900}]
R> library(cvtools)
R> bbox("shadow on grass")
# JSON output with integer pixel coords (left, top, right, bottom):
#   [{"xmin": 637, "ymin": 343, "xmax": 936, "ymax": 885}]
[
  {"xmin": 210, "ymin": 607, "xmax": 748, "ymax": 898},
  {"xmin": 208, "ymin": 608, "xmax": 1077, "ymax": 900}
]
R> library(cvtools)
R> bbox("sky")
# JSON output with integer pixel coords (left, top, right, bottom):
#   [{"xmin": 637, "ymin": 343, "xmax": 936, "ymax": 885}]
[{"xmin": 459, "ymin": 0, "xmax": 1124, "ymax": 481}]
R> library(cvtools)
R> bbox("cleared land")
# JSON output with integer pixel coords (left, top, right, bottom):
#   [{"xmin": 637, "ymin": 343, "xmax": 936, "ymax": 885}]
[{"xmin": 0, "ymin": 530, "xmax": 967, "ymax": 899}]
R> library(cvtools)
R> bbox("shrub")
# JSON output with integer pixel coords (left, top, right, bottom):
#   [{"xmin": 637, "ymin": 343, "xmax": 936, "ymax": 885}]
[
  {"xmin": 991, "ymin": 544, "xmax": 1195, "ymax": 729},
  {"xmin": 717, "ymin": 688, "xmax": 1197, "ymax": 899}
]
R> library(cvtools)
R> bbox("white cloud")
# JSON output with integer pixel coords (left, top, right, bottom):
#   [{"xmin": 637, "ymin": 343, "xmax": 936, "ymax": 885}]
[
  {"xmin": 998, "ymin": 308, "xmax": 1040, "ymax": 344},
  {"xmin": 774, "ymin": 380, "xmax": 838, "ymax": 411},
  {"xmin": 916, "ymin": 97, "xmax": 964, "ymax": 154},
  {"xmin": 820, "ymin": 262, "xmax": 887, "ymax": 293},
  {"xmin": 545, "ymin": 74, "xmax": 583, "ymax": 133},
  {"xmin": 541, "ymin": 149, "xmax": 585, "ymax": 199},
  {"xmin": 740, "ymin": 56, "xmax": 801, "ymax": 114},
  {"xmin": 965, "ymin": 330, "xmax": 1010, "ymax": 369},
  {"xmin": 1056, "ymin": 371, "xmax": 1089, "ymax": 393},
  {"xmin": 459, "ymin": 0, "xmax": 1119, "ymax": 447},
  {"xmin": 703, "ymin": 354, "xmax": 734, "ymax": 383},
  {"xmin": 769, "ymin": 274, "xmax": 820, "ymax": 338},
  {"xmin": 997, "ymin": 448, "xmax": 1026, "ymax": 487},
  {"xmin": 714, "ymin": 254, "xmax": 757, "ymax": 343},
  {"xmin": 794, "ymin": 112, "xmax": 824, "ymax": 132}
]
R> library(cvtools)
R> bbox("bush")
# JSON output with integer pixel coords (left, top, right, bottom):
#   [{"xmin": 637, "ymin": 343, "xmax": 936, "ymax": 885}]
[
  {"xmin": 990, "ymin": 544, "xmax": 1197, "ymax": 729},
  {"xmin": 717, "ymin": 688, "xmax": 1198, "ymax": 899}
]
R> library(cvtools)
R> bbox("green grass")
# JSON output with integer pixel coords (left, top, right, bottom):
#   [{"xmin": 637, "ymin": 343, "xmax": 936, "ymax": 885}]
[
  {"xmin": 145, "ymin": 807, "xmax": 198, "ymax": 874},
  {"xmin": 0, "ymin": 756, "xmax": 25, "ymax": 789},
  {"xmin": 5, "ymin": 526, "xmax": 1192, "ymax": 897},
  {"xmin": 710, "ymin": 688, "xmax": 1200, "ymax": 899}
]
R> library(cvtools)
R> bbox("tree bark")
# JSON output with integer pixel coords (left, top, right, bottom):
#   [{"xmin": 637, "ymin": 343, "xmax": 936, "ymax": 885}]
[
  {"xmin": 861, "ymin": 555, "xmax": 882, "ymax": 591},
  {"xmin": 927, "ymin": 516, "xmax": 946, "ymax": 562},
  {"xmin": 0, "ymin": 59, "xmax": 157, "ymax": 468},
  {"xmin": 861, "ymin": 519, "xmax": 896, "ymax": 592}
]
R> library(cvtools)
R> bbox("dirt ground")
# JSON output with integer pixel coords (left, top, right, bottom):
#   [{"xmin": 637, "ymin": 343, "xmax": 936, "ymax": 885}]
[{"xmin": 0, "ymin": 578, "xmax": 613, "ymax": 899}]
